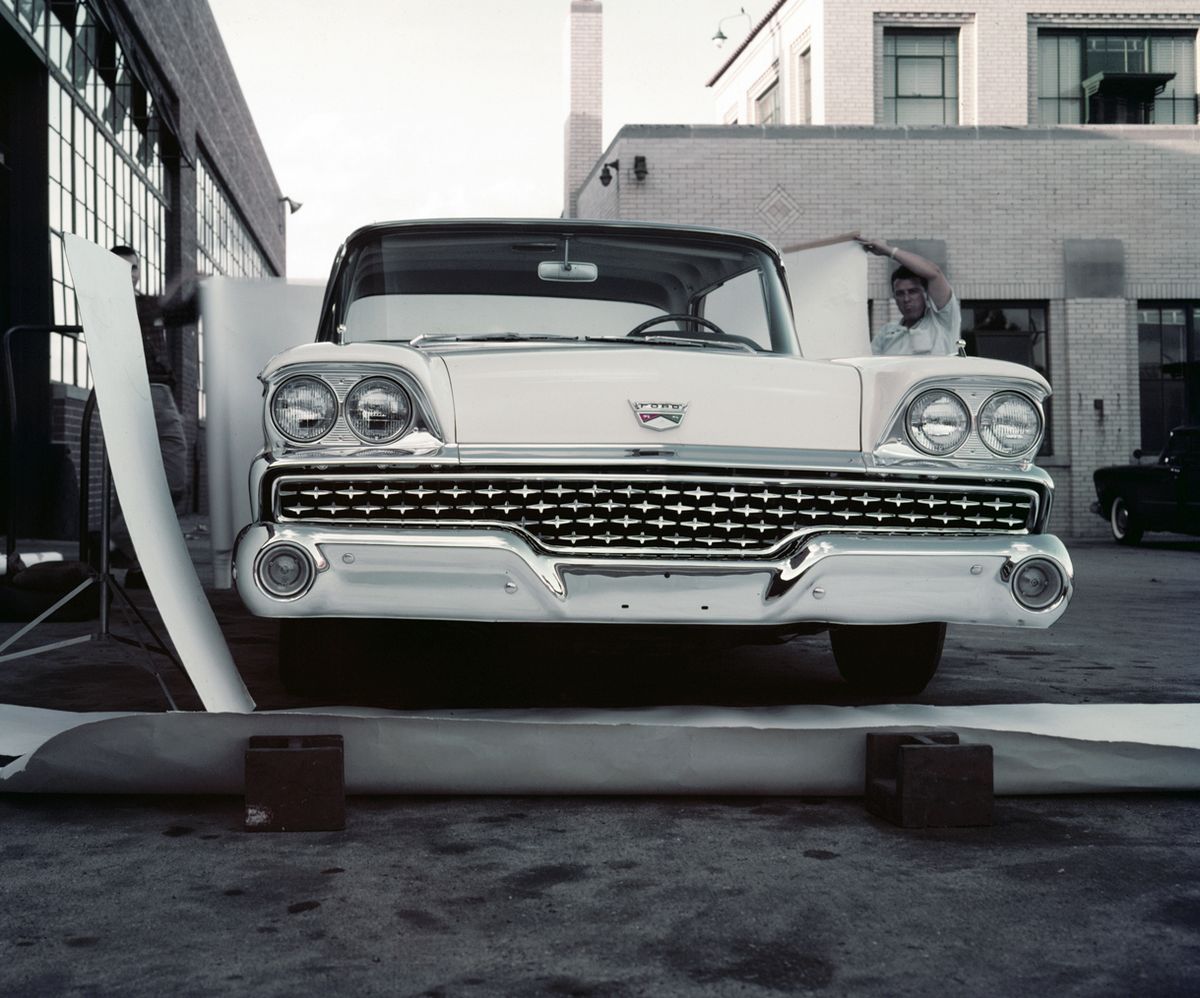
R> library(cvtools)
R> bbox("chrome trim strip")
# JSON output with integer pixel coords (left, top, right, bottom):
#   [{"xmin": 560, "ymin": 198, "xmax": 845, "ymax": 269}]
[{"xmin": 258, "ymin": 442, "xmax": 1056, "ymax": 479}]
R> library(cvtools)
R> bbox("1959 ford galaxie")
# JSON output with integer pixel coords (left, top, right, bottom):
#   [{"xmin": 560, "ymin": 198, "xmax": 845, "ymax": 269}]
[{"xmin": 233, "ymin": 220, "xmax": 1072, "ymax": 695}]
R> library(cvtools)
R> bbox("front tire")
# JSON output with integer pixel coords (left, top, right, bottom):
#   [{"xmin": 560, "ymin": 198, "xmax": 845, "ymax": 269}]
[
  {"xmin": 1109, "ymin": 496, "xmax": 1143, "ymax": 545},
  {"xmin": 830, "ymin": 622, "xmax": 946, "ymax": 696}
]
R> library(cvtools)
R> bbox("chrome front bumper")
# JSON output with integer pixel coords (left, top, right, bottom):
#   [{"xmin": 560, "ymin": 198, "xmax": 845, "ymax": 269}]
[{"xmin": 234, "ymin": 525, "xmax": 1073, "ymax": 629}]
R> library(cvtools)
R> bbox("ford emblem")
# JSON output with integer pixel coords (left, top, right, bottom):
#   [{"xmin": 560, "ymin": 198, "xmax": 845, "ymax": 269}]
[{"xmin": 630, "ymin": 400, "xmax": 688, "ymax": 431}]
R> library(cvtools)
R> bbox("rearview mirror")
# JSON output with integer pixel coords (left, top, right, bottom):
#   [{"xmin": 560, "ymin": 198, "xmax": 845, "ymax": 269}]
[{"xmin": 538, "ymin": 260, "xmax": 598, "ymax": 282}]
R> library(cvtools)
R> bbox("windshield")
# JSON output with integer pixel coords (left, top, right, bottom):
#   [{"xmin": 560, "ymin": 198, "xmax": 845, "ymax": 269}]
[{"xmin": 332, "ymin": 229, "xmax": 798, "ymax": 354}]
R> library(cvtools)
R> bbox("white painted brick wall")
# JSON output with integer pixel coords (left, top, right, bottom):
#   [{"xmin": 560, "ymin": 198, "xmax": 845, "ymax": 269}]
[{"xmin": 573, "ymin": 124, "xmax": 1200, "ymax": 536}]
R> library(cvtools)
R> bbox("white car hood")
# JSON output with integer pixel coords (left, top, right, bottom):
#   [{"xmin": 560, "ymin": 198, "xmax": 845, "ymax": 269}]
[{"xmin": 436, "ymin": 345, "xmax": 861, "ymax": 451}]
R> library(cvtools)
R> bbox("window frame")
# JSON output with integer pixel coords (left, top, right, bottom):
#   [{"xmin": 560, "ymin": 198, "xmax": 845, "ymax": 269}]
[
  {"xmin": 1136, "ymin": 302, "xmax": 1200, "ymax": 454},
  {"xmin": 882, "ymin": 28, "xmax": 959, "ymax": 126},
  {"xmin": 1037, "ymin": 29, "xmax": 1198, "ymax": 125},
  {"xmin": 754, "ymin": 78, "xmax": 781, "ymax": 126}
]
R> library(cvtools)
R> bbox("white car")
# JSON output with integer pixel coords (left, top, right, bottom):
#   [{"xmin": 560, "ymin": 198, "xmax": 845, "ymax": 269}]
[{"xmin": 234, "ymin": 220, "xmax": 1072, "ymax": 695}]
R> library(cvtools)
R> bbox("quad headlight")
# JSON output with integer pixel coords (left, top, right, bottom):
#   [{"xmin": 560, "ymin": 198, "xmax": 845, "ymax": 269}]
[
  {"xmin": 906, "ymin": 390, "xmax": 971, "ymax": 456},
  {"xmin": 345, "ymin": 376, "xmax": 413, "ymax": 443},
  {"xmin": 978, "ymin": 392, "xmax": 1041, "ymax": 457},
  {"xmin": 271, "ymin": 376, "xmax": 338, "ymax": 442}
]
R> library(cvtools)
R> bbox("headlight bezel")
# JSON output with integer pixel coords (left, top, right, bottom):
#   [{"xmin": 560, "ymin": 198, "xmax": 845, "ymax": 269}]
[
  {"xmin": 905, "ymin": 389, "xmax": 972, "ymax": 457},
  {"xmin": 878, "ymin": 377, "xmax": 1048, "ymax": 464},
  {"xmin": 270, "ymin": 374, "xmax": 339, "ymax": 444},
  {"xmin": 344, "ymin": 376, "xmax": 414, "ymax": 444}
]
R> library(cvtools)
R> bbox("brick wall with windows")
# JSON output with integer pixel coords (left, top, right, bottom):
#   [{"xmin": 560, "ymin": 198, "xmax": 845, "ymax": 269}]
[
  {"xmin": 575, "ymin": 123, "xmax": 1200, "ymax": 535},
  {"xmin": 707, "ymin": 2, "xmax": 1198, "ymax": 128},
  {"xmin": 1, "ymin": 0, "xmax": 282, "ymax": 538}
]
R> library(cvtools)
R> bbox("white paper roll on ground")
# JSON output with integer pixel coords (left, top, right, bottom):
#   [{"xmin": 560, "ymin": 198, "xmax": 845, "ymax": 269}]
[{"xmin": 2, "ymin": 702, "xmax": 1197, "ymax": 795}]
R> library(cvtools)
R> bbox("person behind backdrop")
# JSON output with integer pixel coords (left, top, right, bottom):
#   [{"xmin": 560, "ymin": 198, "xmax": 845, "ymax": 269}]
[
  {"xmin": 107, "ymin": 246, "xmax": 198, "ymax": 585},
  {"xmin": 856, "ymin": 236, "xmax": 960, "ymax": 357}
]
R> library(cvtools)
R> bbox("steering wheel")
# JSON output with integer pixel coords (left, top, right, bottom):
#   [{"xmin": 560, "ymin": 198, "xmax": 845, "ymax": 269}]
[{"xmin": 625, "ymin": 313, "xmax": 761, "ymax": 351}]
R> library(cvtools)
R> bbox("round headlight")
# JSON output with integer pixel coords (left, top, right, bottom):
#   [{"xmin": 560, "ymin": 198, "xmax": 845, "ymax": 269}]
[
  {"xmin": 271, "ymin": 376, "xmax": 337, "ymax": 442},
  {"xmin": 1010, "ymin": 557, "xmax": 1066, "ymax": 611},
  {"xmin": 906, "ymin": 390, "xmax": 970, "ymax": 456},
  {"xmin": 345, "ymin": 377, "xmax": 413, "ymax": 443},
  {"xmin": 978, "ymin": 392, "xmax": 1041, "ymax": 457},
  {"xmin": 256, "ymin": 543, "xmax": 315, "ymax": 599}
]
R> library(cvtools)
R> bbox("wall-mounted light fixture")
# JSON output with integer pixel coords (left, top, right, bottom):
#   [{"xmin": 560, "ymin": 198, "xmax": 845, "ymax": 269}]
[
  {"xmin": 633, "ymin": 156, "xmax": 648, "ymax": 182},
  {"xmin": 278, "ymin": 196, "xmax": 303, "ymax": 214},
  {"xmin": 712, "ymin": 7, "xmax": 750, "ymax": 48},
  {"xmin": 599, "ymin": 160, "xmax": 619, "ymax": 187}
]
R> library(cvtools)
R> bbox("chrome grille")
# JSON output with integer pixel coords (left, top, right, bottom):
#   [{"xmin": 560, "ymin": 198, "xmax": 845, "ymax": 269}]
[{"xmin": 272, "ymin": 472, "xmax": 1039, "ymax": 556}]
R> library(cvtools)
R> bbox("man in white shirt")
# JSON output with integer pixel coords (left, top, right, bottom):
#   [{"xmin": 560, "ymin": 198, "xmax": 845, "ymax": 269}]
[{"xmin": 857, "ymin": 237, "xmax": 960, "ymax": 356}]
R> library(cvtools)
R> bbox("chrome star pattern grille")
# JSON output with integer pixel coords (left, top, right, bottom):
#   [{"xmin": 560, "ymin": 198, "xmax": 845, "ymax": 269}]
[{"xmin": 272, "ymin": 472, "xmax": 1039, "ymax": 556}]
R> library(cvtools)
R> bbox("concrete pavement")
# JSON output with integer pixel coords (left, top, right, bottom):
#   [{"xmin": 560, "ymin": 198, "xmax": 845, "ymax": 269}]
[{"xmin": 1, "ymin": 526, "xmax": 1198, "ymax": 995}]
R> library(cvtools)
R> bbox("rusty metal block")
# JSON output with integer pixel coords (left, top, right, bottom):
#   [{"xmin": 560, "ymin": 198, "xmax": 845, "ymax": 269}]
[
  {"xmin": 865, "ymin": 731, "xmax": 993, "ymax": 828},
  {"xmin": 244, "ymin": 734, "xmax": 345, "ymax": 833}
]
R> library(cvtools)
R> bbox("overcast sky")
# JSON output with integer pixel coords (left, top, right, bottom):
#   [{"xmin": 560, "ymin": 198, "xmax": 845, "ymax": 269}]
[{"xmin": 207, "ymin": 0, "xmax": 769, "ymax": 279}]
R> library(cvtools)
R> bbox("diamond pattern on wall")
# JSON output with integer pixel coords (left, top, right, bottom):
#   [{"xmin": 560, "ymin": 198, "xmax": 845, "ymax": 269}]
[{"xmin": 755, "ymin": 186, "xmax": 800, "ymax": 233}]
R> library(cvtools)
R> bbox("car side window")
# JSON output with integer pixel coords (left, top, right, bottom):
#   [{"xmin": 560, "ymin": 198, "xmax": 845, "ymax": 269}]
[{"xmin": 700, "ymin": 270, "xmax": 771, "ymax": 350}]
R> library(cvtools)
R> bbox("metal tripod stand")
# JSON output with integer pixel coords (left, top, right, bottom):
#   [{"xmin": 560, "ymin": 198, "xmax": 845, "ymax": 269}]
[{"xmin": 0, "ymin": 324, "xmax": 184, "ymax": 707}]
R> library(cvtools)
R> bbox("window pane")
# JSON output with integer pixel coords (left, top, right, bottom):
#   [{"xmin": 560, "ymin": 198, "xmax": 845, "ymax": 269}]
[
  {"xmin": 1152, "ymin": 35, "xmax": 1196, "ymax": 123},
  {"xmin": 1088, "ymin": 35, "xmax": 1148, "ymax": 74},
  {"xmin": 895, "ymin": 97, "xmax": 951, "ymax": 125},
  {"xmin": 1162, "ymin": 310, "xmax": 1186, "ymax": 368},
  {"xmin": 1138, "ymin": 311, "xmax": 1162, "ymax": 374},
  {"xmin": 1038, "ymin": 37, "xmax": 1060, "ymax": 98},
  {"xmin": 944, "ymin": 51, "xmax": 957, "ymax": 98},
  {"xmin": 1058, "ymin": 37, "xmax": 1082, "ymax": 94},
  {"xmin": 897, "ymin": 58, "xmax": 944, "ymax": 97}
]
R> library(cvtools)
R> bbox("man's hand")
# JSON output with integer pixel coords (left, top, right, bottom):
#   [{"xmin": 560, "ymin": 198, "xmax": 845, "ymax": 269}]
[{"xmin": 856, "ymin": 236, "xmax": 892, "ymax": 257}]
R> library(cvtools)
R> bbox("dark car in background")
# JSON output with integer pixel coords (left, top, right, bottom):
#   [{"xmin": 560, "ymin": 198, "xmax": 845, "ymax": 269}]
[{"xmin": 1093, "ymin": 427, "xmax": 1200, "ymax": 544}]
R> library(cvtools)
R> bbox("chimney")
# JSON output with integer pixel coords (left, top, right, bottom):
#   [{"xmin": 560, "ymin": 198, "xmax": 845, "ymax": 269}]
[{"xmin": 563, "ymin": 0, "xmax": 602, "ymax": 217}]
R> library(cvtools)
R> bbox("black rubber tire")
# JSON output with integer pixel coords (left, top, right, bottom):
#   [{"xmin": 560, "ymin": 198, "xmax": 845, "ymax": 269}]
[
  {"xmin": 1109, "ymin": 496, "xmax": 1143, "ymax": 546},
  {"xmin": 829, "ymin": 622, "xmax": 947, "ymax": 696}
]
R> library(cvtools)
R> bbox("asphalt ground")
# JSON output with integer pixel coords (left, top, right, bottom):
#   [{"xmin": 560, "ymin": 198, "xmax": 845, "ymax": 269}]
[{"xmin": 1, "ymin": 524, "xmax": 1198, "ymax": 995}]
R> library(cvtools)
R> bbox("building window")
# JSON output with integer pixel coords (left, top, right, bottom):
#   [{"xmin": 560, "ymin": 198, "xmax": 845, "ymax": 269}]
[
  {"xmin": 195, "ymin": 154, "xmax": 274, "ymax": 420},
  {"xmin": 755, "ymin": 80, "xmax": 781, "ymax": 125},
  {"xmin": 883, "ymin": 30, "xmax": 958, "ymax": 125},
  {"xmin": 1038, "ymin": 31, "xmax": 1197, "ymax": 125},
  {"xmin": 962, "ymin": 303, "xmax": 1052, "ymax": 456},
  {"xmin": 1137, "ymin": 304, "xmax": 1200, "ymax": 453},
  {"xmin": 798, "ymin": 48, "xmax": 812, "ymax": 124},
  {"xmin": 16, "ymin": 1, "xmax": 170, "ymax": 390}
]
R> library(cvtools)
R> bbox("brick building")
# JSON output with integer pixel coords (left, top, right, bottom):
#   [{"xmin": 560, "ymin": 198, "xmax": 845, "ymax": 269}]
[
  {"xmin": 565, "ymin": 0, "xmax": 1200, "ymax": 536},
  {"xmin": 1, "ymin": 0, "xmax": 282, "ymax": 540}
]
